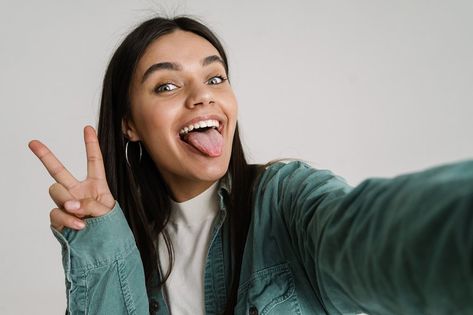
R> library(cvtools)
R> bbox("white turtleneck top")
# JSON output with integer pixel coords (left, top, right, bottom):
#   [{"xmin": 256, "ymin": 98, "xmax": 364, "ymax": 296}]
[{"xmin": 157, "ymin": 181, "xmax": 220, "ymax": 315}]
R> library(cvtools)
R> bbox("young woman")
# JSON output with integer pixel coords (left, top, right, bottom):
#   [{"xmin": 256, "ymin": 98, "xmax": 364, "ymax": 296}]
[{"xmin": 29, "ymin": 16, "xmax": 473, "ymax": 315}]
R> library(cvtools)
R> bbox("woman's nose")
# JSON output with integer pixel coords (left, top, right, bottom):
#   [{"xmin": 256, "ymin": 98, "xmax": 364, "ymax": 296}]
[{"xmin": 185, "ymin": 83, "xmax": 215, "ymax": 109}]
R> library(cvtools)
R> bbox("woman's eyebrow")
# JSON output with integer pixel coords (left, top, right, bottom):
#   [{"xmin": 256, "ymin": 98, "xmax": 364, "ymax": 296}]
[
  {"xmin": 202, "ymin": 55, "xmax": 225, "ymax": 67},
  {"xmin": 141, "ymin": 55, "xmax": 225, "ymax": 84},
  {"xmin": 141, "ymin": 62, "xmax": 182, "ymax": 84}
]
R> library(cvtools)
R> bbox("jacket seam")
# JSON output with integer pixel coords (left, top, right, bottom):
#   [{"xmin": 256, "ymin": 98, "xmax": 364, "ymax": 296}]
[
  {"xmin": 70, "ymin": 241, "xmax": 137, "ymax": 272},
  {"xmin": 117, "ymin": 255, "xmax": 137, "ymax": 315}
]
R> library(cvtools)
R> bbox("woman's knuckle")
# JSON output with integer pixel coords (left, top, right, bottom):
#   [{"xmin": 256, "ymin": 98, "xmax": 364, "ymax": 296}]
[
  {"xmin": 49, "ymin": 209, "xmax": 62, "ymax": 225},
  {"xmin": 82, "ymin": 198, "xmax": 93, "ymax": 209},
  {"xmin": 68, "ymin": 218, "xmax": 78, "ymax": 227},
  {"xmin": 48, "ymin": 183, "xmax": 58, "ymax": 195},
  {"xmin": 80, "ymin": 199, "xmax": 90, "ymax": 210},
  {"xmin": 49, "ymin": 208, "xmax": 57, "ymax": 218}
]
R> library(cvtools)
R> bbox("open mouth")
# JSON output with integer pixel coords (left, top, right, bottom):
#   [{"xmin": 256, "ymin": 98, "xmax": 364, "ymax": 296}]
[
  {"xmin": 179, "ymin": 119, "xmax": 222, "ymax": 137},
  {"xmin": 178, "ymin": 118, "xmax": 224, "ymax": 157}
]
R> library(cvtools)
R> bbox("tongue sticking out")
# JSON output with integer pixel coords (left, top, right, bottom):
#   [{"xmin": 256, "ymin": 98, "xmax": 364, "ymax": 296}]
[{"xmin": 184, "ymin": 128, "xmax": 223, "ymax": 157}]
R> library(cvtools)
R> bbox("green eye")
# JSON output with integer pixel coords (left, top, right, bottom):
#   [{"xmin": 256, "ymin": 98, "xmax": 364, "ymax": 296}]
[{"xmin": 155, "ymin": 83, "xmax": 178, "ymax": 93}]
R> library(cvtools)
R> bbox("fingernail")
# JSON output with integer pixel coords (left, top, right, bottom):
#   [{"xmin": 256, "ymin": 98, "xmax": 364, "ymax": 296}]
[
  {"xmin": 65, "ymin": 200, "xmax": 80, "ymax": 211},
  {"xmin": 74, "ymin": 220, "xmax": 86, "ymax": 229}
]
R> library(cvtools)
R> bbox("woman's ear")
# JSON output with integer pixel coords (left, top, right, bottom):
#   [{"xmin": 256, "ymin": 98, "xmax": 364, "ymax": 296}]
[{"xmin": 121, "ymin": 117, "xmax": 141, "ymax": 141}]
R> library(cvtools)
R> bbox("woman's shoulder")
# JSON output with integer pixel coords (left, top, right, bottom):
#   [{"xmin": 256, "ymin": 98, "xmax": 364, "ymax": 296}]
[
  {"xmin": 253, "ymin": 159, "xmax": 349, "ymax": 193},
  {"xmin": 258, "ymin": 159, "xmax": 328, "ymax": 180},
  {"xmin": 262, "ymin": 159, "xmax": 311, "ymax": 172}
]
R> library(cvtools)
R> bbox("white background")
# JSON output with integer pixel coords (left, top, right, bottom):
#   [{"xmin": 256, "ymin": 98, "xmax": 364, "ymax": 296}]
[{"xmin": 0, "ymin": 0, "xmax": 472, "ymax": 313}]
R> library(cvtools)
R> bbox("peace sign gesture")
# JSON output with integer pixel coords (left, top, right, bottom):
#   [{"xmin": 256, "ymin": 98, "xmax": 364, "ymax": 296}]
[{"xmin": 29, "ymin": 126, "xmax": 115, "ymax": 231}]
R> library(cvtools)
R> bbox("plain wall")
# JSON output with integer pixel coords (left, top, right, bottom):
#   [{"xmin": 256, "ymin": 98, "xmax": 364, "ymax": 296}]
[{"xmin": 1, "ymin": 0, "xmax": 472, "ymax": 313}]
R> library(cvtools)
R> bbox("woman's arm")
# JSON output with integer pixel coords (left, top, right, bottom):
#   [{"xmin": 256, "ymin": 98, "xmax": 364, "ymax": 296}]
[
  {"xmin": 257, "ymin": 160, "xmax": 473, "ymax": 314},
  {"xmin": 52, "ymin": 202, "xmax": 149, "ymax": 315},
  {"xmin": 29, "ymin": 126, "xmax": 149, "ymax": 314}
]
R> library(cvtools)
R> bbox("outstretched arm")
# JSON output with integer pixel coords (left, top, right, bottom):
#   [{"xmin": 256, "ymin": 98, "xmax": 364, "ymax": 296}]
[{"xmin": 258, "ymin": 160, "xmax": 473, "ymax": 314}]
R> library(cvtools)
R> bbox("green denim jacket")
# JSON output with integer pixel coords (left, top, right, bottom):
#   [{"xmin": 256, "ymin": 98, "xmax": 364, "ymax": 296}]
[{"xmin": 52, "ymin": 160, "xmax": 473, "ymax": 314}]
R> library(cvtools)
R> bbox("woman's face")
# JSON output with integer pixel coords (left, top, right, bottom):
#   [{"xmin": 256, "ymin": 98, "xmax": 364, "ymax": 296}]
[{"xmin": 126, "ymin": 30, "xmax": 238, "ymax": 201}]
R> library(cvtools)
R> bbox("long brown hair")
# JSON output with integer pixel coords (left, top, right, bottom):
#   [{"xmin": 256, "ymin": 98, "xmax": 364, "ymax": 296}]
[{"xmin": 97, "ymin": 16, "xmax": 261, "ymax": 314}]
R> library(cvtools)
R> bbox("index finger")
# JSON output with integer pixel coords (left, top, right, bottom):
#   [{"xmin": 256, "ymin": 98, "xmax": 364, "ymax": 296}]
[
  {"xmin": 28, "ymin": 140, "xmax": 79, "ymax": 189},
  {"xmin": 84, "ymin": 125, "xmax": 107, "ymax": 181}
]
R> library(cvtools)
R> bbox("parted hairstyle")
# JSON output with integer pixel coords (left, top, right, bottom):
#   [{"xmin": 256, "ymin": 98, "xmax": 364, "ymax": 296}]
[{"xmin": 97, "ymin": 16, "xmax": 262, "ymax": 314}]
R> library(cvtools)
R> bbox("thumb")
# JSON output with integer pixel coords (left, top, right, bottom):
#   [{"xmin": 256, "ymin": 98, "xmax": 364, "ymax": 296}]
[{"xmin": 64, "ymin": 198, "xmax": 116, "ymax": 218}]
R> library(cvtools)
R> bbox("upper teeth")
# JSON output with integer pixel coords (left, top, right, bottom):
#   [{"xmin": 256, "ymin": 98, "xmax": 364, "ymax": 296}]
[{"xmin": 179, "ymin": 119, "xmax": 220, "ymax": 136}]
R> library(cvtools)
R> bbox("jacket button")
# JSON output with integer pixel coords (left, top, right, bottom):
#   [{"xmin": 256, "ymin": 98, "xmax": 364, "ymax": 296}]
[
  {"xmin": 249, "ymin": 306, "xmax": 258, "ymax": 315},
  {"xmin": 149, "ymin": 299, "xmax": 160, "ymax": 312}
]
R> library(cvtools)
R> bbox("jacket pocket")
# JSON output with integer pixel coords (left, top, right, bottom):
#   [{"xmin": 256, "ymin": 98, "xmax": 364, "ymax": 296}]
[{"xmin": 235, "ymin": 263, "xmax": 302, "ymax": 315}]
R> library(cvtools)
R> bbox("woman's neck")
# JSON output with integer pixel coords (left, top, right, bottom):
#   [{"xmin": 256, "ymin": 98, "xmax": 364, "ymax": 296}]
[{"xmin": 167, "ymin": 179, "xmax": 218, "ymax": 202}]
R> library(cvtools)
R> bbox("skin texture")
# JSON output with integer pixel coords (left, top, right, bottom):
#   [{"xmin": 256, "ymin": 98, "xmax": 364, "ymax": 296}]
[
  {"xmin": 29, "ymin": 30, "xmax": 238, "ymax": 231},
  {"xmin": 125, "ymin": 30, "xmax": 238, "ymax": 202}
]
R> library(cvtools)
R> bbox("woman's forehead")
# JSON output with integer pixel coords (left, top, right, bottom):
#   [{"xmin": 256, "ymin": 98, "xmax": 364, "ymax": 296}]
[{"xmin": 138, "ymin": 30, "xmax": 221, "ymax": 70}]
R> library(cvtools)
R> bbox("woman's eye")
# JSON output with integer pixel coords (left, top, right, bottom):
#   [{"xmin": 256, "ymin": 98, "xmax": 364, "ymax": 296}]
[
  {"xmin": 207, "ymin": 75, "xmax": 227, "ymax": 85},
  {"xmin": 154, "ymin": 83, "xmax": 178, "ymax": 94}
]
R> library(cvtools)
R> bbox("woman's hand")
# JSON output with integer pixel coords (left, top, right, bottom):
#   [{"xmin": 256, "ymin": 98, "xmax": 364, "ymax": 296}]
[{"xmin": 29, "ymin": 126, "xmax": 115, "ymax": 232}]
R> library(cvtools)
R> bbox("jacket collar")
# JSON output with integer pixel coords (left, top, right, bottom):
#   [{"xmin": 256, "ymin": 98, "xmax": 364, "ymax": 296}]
[{"xmin": 217, "ymin": 171, "xmax": 232, "ymax": 213}]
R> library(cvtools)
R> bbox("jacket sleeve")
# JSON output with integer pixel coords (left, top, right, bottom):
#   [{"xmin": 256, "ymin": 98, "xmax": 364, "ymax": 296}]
[
  {"xmin": 257, "ymin": 160, "xmax": 473, "ymax": 315},
  {"xmin": 51, "ymin": 202, "xmax": 149, "ymax": 315}
]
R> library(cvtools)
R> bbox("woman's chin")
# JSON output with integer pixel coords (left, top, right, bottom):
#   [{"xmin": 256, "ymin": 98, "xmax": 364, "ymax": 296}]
[{"xmin": 191, "ymin": 163, "xmax": 229, "ymax": 182}]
